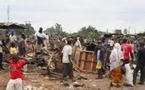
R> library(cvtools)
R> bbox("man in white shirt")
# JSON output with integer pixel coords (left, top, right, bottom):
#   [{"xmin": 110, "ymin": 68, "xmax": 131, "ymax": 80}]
[
  {"xmin": 34, "ymin": 27, "xmax": 48, "ymax": 50},
  {"xmin": 9, "ymin": 32, "xmax": 17, "ymax": 43},
  {"xmin": 62, "ymin": 40, "xmax": 73, "ymax": 81}
]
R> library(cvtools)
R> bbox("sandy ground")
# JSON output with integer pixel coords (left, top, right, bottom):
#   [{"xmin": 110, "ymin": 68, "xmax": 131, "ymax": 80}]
[{"xmin": 0, "ymin": 69, "xmax": 145, "ymax": 90}]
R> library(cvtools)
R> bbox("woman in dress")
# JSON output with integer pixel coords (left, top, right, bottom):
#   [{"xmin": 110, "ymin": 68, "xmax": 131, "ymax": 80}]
[{"xmin": 109, "ymin": 43, "xmax": 124, "ymax": 87}]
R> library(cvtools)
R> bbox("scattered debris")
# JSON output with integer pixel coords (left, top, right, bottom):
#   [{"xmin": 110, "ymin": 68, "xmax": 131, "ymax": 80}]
[
  {"xmin": 77, "ymin": 76, "xmax": 88, "ymax": 80},
  {"xmin": 73, "ymin": 81, "xmax": 84, "ymax": 87}
]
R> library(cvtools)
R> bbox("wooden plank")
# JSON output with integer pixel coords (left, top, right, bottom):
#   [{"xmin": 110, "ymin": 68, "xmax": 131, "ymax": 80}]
[{"xmin": 81, "ymin": 50, "xmax": 95, "ymax": 53}]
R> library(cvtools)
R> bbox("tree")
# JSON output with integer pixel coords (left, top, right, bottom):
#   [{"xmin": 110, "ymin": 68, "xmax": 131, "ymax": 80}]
[
  {"xmin": 44, "ymin": 23, "xmax": 64, "ymax": 36},
  {"xmin": 55, "ymin": 23, "xmax": 62, "ymax": 32},
  {"xmin": 20, "ymin": 24, "xmax": 35, "ymax": 36},
  {"xmin": 25, "ymin": 24, "xmax": 35, "ymax": 36},
  {"xmin": 76, "ymin": 25, "xmax": 100, "ymax": 39},
  {"xmin": 45, "ymin": 26, "xmax": 55, "ymax": 36}
]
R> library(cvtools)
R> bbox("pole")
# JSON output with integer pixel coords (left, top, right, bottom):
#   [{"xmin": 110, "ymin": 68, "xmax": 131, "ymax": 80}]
[{"xmin": 7, "ymin": 5, "xmax": 10, "ymax": 23}]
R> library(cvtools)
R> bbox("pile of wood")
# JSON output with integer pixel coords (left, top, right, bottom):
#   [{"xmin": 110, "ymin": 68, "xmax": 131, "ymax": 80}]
[
  {"xmin": 26, "ymin": 37, "xmax": 97, "ymax": 75},
  {"xmin": 26, "ymin": 37, "xmax": 65, "ymax": 75}
]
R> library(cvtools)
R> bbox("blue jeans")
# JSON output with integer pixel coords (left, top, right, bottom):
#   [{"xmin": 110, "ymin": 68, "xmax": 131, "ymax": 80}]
[{"xmin": 63, "ymin": 63, "xmax": 73, "ymax": 77}]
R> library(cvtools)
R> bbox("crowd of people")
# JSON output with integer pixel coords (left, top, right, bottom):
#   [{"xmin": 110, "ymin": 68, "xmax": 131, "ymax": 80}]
[
  {"xmin": 61, "ymin": 33, "xmax": 145, "ymax": 88},
  {"xmin": 85, "ymin": 36, "xmax": 145, "ymax": 87},
  {"xmin": 0, "ymin": 27, "xmax": 145, "ymax": 90},
  {"xmin": 0, "ymin": 27, "xmax": 49, "ymax": 90},
  {"xmin": 0, "ymin": 32, "xmax": 28, "ymax": 90}
]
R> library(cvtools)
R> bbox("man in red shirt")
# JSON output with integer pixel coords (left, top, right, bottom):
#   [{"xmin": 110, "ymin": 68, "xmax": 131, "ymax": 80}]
[
  {"xmin": 121, "ymin": 39, "xmax": 134, "ymax": 64},
  {"xmin": 121, "ymin": 38, "xmax": 134, "ymax": 86},
  {"xmin": 6, "ymin": 54, "xmax": 27, "ymax": 90}
]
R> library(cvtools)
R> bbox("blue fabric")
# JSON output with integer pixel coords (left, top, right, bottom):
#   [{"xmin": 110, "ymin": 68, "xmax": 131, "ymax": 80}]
[
  {"xmin": 96, "ymin": 49, "xmax": 104, "ymax": 61},
  {"xmin": 63, "ymin": 63, "xmax": 72, "ymax": 77},
  {"xmin": 37, "ymin": 36, "xmax": 44, "ymax": 45}
]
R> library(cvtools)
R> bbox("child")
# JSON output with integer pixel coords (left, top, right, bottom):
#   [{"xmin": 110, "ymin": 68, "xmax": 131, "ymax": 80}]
[
  {"xmin": 9, "ymin": 42, "xmax": 18, "ymax": 55},
  {"xmin": 6, "ymin": 54, "xmax": 27, "ymax": 90}
]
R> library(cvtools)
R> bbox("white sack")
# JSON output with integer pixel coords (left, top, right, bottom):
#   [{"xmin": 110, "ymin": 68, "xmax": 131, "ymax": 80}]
[{"xmin": 124, "ymin": 63, "xmax": 134, "ymax": 86}]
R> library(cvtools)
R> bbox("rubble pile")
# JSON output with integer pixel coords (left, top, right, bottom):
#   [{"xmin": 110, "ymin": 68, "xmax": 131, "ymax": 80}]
[{"xmin": 26, "ymin": 38, "xmax": 65, "ymax": 75}]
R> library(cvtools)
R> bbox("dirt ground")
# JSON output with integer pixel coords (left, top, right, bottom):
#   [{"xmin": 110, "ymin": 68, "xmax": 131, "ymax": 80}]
[{"xmin": 0, "ymin": 69, "xmax": 145, "ymax": 90}]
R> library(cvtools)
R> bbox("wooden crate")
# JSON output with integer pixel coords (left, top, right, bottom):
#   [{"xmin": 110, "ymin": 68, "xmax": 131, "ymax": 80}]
[{"xmin": 78, "ymin": 50, "xmax": 97, "ymax": 72}]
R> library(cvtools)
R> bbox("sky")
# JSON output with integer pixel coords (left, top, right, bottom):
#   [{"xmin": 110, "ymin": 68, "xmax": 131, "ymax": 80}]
[{"xmin": 0, "ymin": 0, "xmax": 145, "ymax": 33}]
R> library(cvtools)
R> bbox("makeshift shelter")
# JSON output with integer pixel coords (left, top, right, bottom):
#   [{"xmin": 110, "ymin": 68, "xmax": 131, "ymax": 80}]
[
  {"xmin": 0, "ymin": 23, "xmax": 26, "ymax": 39},
  {"xmin": 0, "ymin": 23, "xmax": 26, "ymax": 35},
  {"xmin": 0, "ymin": 23, "xmax": 25, "ymax": 29}
]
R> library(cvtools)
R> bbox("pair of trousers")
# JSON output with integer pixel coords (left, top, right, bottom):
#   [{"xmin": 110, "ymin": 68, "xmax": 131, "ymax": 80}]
[
  {"xmin": 63, "ymin": 63, "xmax": 73, "ymax": 77},
  {"xmin": 6, "ymin": 78, "xmax": 22, "ymax": 90},
  {"xmin": 133, "ymin": 63, "xmax": 145, "ymax": 84}
]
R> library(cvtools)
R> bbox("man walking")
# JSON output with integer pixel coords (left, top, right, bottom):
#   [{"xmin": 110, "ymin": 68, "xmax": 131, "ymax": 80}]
[
  {"xmin": 121, "ymin": 39, "xmax": 134, "ymax": 64},
  {"xmin": 121, "ymin": 38, "xmax": 134, "ymax": 86},
  {"xmin": 133, "ymin": 41, "xmax": 145, "ymax": 85}
]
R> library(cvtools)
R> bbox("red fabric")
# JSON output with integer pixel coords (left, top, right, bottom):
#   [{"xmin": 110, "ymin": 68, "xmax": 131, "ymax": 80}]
[
  {"xmin": 121, "ymin": 43, "xmax": 132, "ymax": 60},
  {"xmin": 8, "ymin": 59, "xmax": 26, "ymax": 79}
]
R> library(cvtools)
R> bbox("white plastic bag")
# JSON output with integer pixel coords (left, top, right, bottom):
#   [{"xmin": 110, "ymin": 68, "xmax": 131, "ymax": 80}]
[{"xmin": 124, "ymin": 63, "xmax": 134, "ymax": 86}]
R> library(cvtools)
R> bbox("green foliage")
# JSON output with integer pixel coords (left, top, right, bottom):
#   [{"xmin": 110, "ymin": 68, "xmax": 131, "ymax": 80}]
[
  {"xmin": 25, "ymin": 24, "xmax": 35, "ymax": 35},
  {"xmin": 44, "ymin": 24, "xmax": 104, "ymax": 39},
  {"xmin": 76, "ymin": 25, "xmax": 100, "ymax": 39},
  {"xmin": 44, "ymin": 23, "xmax": 65, "ymax": 36},
  {"xmin": 20, "ymin": 24, "xmax": 35, "ymax": 36}
]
